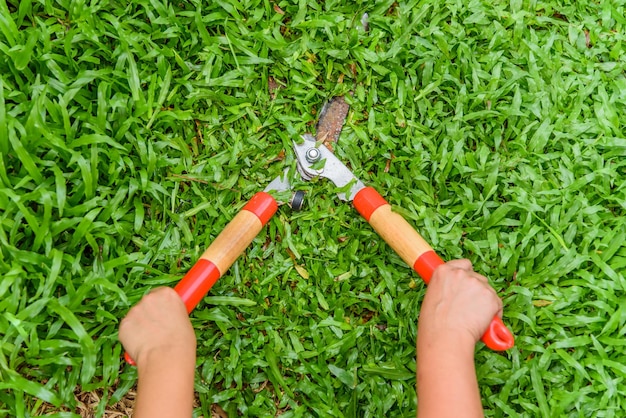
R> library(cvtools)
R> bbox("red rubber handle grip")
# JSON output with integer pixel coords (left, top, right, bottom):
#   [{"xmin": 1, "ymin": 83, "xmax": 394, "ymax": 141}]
[
  {"xmin": 125, "ymin": 192, "xmax": 278, "ymax": 366},
  {"xmin": 353, "ymin": 187, "xmax": 514, "ymax": 351}
]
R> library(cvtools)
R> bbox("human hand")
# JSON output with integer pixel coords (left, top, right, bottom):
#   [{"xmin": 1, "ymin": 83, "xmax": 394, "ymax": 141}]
[
  {"xmin": 119, "ymin": 287, "xmax": 196, "ymax": 368},
  {"xmin": 418, "ymin": 259, "xmax": 503, "ymax": 348}
]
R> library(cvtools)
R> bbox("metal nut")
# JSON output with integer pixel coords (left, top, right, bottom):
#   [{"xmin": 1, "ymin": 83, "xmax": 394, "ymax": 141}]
[{"xmin": 305, "ymin": 148, "xmax": 321, "ymax": 163}]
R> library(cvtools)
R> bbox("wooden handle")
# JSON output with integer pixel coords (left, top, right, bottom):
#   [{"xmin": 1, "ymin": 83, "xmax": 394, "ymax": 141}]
[
  {"xmin": 175, "ymin": 191, "xmax": 278, "ymax": 312},
  {"xmin": 125, "ymin": 192, "xmax": 278, "ymax": 366},
  {"xmin": 353, "ymin": 187, "xmax": 443, "ymax": 283},
  {"xmin": 353, "ymin": 187, "xmax": 515, "ymax": 351}
]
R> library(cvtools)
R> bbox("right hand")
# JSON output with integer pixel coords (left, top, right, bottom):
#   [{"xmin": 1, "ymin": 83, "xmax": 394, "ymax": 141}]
[
  {"xmin": 417, "ymin": 259, "xmax": 503, "ymax": 347},
  {"xmin": 119, "ymin": 287, "xmax": 196, "ymax": 367}
]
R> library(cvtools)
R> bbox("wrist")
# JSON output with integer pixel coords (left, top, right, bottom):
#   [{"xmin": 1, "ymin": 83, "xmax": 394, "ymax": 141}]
[
  {"xmin": 416, "ymin": 331, "xmax": 483, "ymax": 418},
  {"xmin": 136, "ymin": 342, "xmax": 196, "ymax": 370},
  {"xmin": 133, "ymin": 343, "xmax": 196, "ymax": 418},
  {"xmin": 417, "ymin": 328, "xmax": 476, "ymax": 355}
]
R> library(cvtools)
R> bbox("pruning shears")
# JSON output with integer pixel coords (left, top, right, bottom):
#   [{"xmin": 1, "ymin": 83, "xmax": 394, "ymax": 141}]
[{"xmin": 125, "ymin": 99, "xmax": 514, "ymax": 364}]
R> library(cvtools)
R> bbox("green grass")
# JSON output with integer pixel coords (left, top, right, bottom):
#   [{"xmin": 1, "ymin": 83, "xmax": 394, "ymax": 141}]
[{"xmin": 1, "ymin": 0, "xmax": 625, "ymax": 416}]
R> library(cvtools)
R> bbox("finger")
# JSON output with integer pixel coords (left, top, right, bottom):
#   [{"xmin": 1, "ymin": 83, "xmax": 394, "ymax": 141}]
[
  {"xmin": 146, "ymin": 286, "xmax": 168, "ymax": 297},
  {"xmin": 142, "ymin": 287, "xmax": 172, "ymax": 306},
  {"xmin": 445, "ymin": 259, "xmax": 472, "ymax": 271},
  {"xmin": 485, "ymin": 287, "xmax": 503, "ymax": 317},
  {"xmin": 469, "ymin": 271, "xmax": 489, "ymax": 285}
]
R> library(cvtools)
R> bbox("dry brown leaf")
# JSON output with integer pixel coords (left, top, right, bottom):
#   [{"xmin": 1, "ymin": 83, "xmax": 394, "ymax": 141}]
[
  {"xmin": 384, "ymin": 153, "xmax": 395, "ymax": 173},
  {"xmin": 294, "ymin": 264, "xmax": 309, "ymax": 279},
  {"xmin": 195, "ymin": 119, "xmax": 204, "ymax": 144},
  {"xmin": 285, "ymin": 248, "xmax": 296, "ymax": 261},
  {"xmin": 350, "ymin": 63, "xmax": 357, "ymax": 78},
  {"xmin": 211, "ymin": 403, "xmax": 229, "ymax": 418},
  {"xmin": 37, "ymin": 387, "xmax": 138, "ymax": 418},
  {"xmin": 268, "ymin": 76, "xmax": 281, "ymax": 100},
  {"xmin": 273, "ymin": 149, "xmax": 285, "ymax": 161}
]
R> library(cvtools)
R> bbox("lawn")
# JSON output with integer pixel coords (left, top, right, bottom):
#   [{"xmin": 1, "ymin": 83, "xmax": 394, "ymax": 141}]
[{"xmin": 1, "ymin": 0, "xmax": 625, "ymax": 416}]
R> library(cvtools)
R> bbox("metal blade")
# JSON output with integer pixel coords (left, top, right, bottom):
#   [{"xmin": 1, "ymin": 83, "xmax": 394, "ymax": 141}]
[
  {"xmin": 264, "ymin": 168, "xmax": 291, "ymax": 194},
  {"xmin": 316, "ymin": 96, "xmax": 349, "ymax": 149},
  {"xmin": 294, "ymin": 134, "xmax": 365, "ymax": 201},
  {"xmin": 264, "ymin": 168, "xmax": 306, "ymax": 211}
]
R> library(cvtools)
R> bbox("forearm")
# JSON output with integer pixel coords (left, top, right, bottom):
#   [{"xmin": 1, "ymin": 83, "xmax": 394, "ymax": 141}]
[
  {"xmin": 416, "ymin": 335, "xmax": 483, "ymax": 418},
  {"xmin": 134, "ymin": 348, "xmax": 196, "ymax": 418}
]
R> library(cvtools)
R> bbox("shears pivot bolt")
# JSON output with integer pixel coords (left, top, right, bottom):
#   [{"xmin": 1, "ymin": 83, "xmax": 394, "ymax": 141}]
[{"xmin": 305, "ymin": 148, "xmax": 321, "ymax": 163}]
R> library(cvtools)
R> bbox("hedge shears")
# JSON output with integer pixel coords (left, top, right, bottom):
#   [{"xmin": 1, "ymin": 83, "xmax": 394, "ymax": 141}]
[{"xmin": 125, "ymin": 100, "xmax": 514, "ymax": 364}]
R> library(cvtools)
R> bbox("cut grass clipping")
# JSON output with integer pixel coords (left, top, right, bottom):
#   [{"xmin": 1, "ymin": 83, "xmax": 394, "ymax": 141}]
[{"xmin": 1, "ymin": 0, "xmax": 625, "ymax": 417}]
